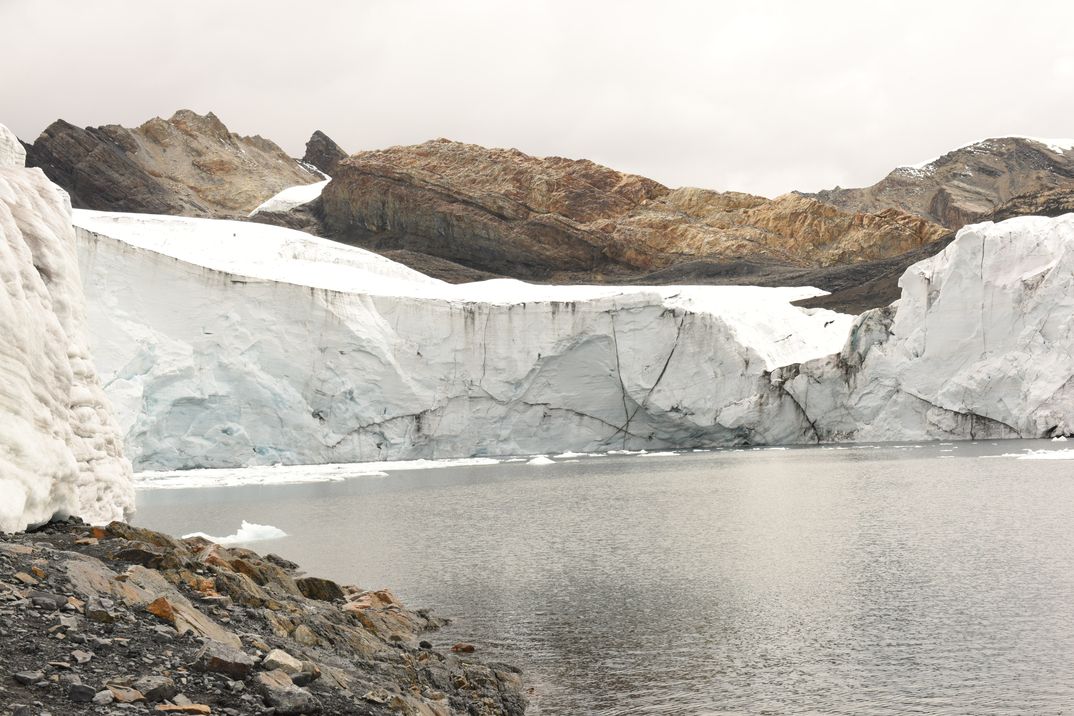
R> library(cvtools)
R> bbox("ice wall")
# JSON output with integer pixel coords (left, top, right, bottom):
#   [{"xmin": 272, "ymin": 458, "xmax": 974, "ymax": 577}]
[
  {"xmin": 73, "ymin": 204, "xmax": 1073, "ymax": 472},
  {"xmin": 0, "ymin": 125, "xmax": 134, "ymax": 531},
  {"xmin": 774, "ymin": 215, "xmax": 1074, "ymax": 440},
  {"xmin": 72, "ymin": 211, "xmax": 853, "ymax": 470}
]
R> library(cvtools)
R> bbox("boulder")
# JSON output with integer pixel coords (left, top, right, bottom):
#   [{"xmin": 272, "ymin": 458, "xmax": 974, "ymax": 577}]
[
  {"xmin": 134, "ymin": 675, "xmax": 178, "ymax": 702},
  {"xmin": 144, "ymin": 594, "xmax": 241, "ymax": 648},
  {"xmin": 191, "ymin": 640, "xmax": 256, "ymax": 679},
  {"xmin": 68, "ymin": 683, "xmax": 97, "ymax": 702},
  {"xmin": 106, "ymin": 684, "xmax": 145, "ymax": 702},
  {"xmin": 262, "ymin": 648, "xmax": 303, "ymax": 675},
  {"xmin": 13, "ymin": 670, "xmax": 44, "ymax": 686},
  {"xmin": 254, "ymin": 669, "xmax": 321, "ymax": 715},
  {"xmin": 295, "ymin": 577, "xmax": 344, "ymax": 602}
]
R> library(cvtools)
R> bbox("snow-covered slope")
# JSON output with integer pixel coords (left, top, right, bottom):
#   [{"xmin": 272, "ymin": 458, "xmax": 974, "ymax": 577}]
[
  {"xmin": 774, "ymin": 214, "xmax": 1074, "ymax": 440},
  {"xmin": 0, "ymin": 125, "xmax": 133, "ymax": 531},
  {"xmin": 72, "ymin": 211, "xmax": 853, "ymax": 470},
  {"xmin": 249, "ymin": 179, "xmax": 328, "ymax": 217}
]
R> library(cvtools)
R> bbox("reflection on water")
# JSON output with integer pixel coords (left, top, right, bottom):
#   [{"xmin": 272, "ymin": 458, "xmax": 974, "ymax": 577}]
[{"xmin": 136, "ymin": 442, "xmax": 1074, "ymax": 714}]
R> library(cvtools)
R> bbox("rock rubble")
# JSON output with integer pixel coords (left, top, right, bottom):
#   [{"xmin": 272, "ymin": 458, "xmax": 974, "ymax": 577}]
[{"xmin": 0, "ymin": 518, "xmax": 526, "ymax": 715}]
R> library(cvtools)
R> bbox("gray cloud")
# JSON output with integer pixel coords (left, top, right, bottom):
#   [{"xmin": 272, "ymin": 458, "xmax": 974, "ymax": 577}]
[{"xmin": 2, "ymin": 0, "xmax": 1072, "ymax": 197}]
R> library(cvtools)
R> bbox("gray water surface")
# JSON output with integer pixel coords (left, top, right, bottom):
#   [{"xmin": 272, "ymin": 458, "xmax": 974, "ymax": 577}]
[{"xmin": 135, "ymin": 442, "xmax": 1074, "ymax": 714}]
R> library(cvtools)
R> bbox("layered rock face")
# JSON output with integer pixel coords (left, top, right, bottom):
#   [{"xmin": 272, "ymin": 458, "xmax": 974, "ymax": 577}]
[
  {"xmin": 26, "ymin": 111, "xmax": 320, "ymax": 218},
  {"xmin": 302, "ymin": 130, "xmax": 347, "ymax": 175},
  {"xmin": 0, "ymin": 124, "xmax": 133, "ymax": 532},
  {"xmin": 809, "ymin": 137, "xmax": 1074, "ymax": 229},
  {"xmin": 318, "ymin": 139, "xmax": 946, "ymax": 280},
  {"xmin": 72, "ymin": 209, "xmax": 853, "ymax": 470},
  {"xmin": 992, "ymin": 185, "xmax": 1074, "ymax": 222},
  {"xmin": 775, "ymin": 215, "xmax": 1074, "ymax": 440}
]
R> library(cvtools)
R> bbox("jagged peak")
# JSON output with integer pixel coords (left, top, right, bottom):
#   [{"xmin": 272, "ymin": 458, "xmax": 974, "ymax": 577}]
[
  {"xmin": 303, "ymin": 130, "xmax": 348, "ymax": 175},
  {"xmin": 164, "ymin": 109, "xmax": 231, "ymax": 140}
]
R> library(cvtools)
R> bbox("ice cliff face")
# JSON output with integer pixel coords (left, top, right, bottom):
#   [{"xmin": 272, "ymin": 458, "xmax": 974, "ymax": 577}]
[
  {"xmin": 71, "ymin": 202, "xmax": 1074, "ymax": 472},
  {"xmin": 71, "ymin": 211, "xmax": 854, "ymax": 470},
  {"xmin": 774, "ymin": 214, "xmax": 1074, "ymax": 440},
  {"xmin": 0, "ymin": 125, "xmax": 133, "ymax": 532}
]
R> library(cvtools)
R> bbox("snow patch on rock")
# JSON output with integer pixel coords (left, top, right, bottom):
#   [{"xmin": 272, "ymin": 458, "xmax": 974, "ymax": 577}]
[{"xmin": 249, "ymin": 179, "xmax": 329, "ymax": 217}]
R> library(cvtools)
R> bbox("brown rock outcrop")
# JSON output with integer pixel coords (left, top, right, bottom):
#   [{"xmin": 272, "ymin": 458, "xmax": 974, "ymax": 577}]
[
  {"xmin": 26, "ymin": 110, "xmax": 321, "ymax": 218},
  {"xmin": 808, "ymin": 137, "xmax": 1074, "ymax": 229},
  {"xmin": 318, "ymin": 139, "xmax": 946, "ymax": 280}
]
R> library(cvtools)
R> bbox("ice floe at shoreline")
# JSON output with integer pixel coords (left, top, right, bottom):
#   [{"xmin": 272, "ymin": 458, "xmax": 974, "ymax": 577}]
[
  {"xmin": 135, "ymin": 457, "xmax": 503, "ymax": 490},
  {"xmin": 182, "ymin": 520, "xmax": 288, "ymax": 545}
]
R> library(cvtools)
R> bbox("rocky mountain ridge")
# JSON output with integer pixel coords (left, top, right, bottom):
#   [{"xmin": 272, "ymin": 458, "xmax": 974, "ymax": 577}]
[
  {"xmin": 25, "ymin": 111, "xmax": 323, "ymax": 219},
  {"xmin": 21, "ymin": 111, "xmax": 1074, "ymax": 314},
  {"xmin": 807, "ymin": 136, "xmax": 1074, "ymax": 229},
  {"xmin": 315, "ymin": 139, "xmax": 948, "ymax": 281}
]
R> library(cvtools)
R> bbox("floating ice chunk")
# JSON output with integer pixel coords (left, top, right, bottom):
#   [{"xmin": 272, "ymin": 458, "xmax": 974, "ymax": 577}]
[
  {"xmin": 527, "ymin": 456, "xmax": 555, "ymax": 466},
  {"xmin": 183, "ymin": 520, "xmax": 287, "ymax": 545},
  {"xmin": 1015, "ymin": 449, "xmax": 1074, "ymax": 460},
  {"xmin": 135, "ymin": 458, "xmax": 499, "ymax": 490}
]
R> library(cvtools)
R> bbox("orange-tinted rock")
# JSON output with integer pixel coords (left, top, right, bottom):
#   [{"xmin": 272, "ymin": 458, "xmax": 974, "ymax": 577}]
[
  {"xmin": 107, "ymin": 684, "xmax": 146, "ymax": 703},
  {"xmin": 146, "ymin": 595, "xmax": 176, "ymax": 622},
  {"xmin": 320, "ymin": 139, "xmax": 946, "ymax": 280},
  {"xmin": 155, "ymin": 705, "xmax": 212, "ymax": 714}
]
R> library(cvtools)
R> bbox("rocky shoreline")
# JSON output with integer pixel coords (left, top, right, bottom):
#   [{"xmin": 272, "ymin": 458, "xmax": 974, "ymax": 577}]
[{"xmin": 0, "ymin": 518, "xmax": 527, "ymax": 715}]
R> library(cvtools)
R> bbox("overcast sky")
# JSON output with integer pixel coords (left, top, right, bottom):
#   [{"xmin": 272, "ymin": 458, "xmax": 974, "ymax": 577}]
[{"xmin": 2, "ymin": 0, "xmax": 1072, "ymax": 197}]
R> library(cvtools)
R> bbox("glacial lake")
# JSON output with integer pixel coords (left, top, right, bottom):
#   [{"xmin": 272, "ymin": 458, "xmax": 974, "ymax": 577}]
[{"xmin": 135, "ymin": 440, "xmax": 1074, "ymax": 714}]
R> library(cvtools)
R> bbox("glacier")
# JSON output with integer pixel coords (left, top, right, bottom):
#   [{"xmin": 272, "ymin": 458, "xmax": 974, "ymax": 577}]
[
  {"xmin": 0, "ymin": 124, "xmax": 134, "ymax": 531},
  {"xmin": 72, "ymin": 210, "xmax": 855, "ymax": 470},
  {"xmin": 773, "ymin": 214, "xmax": 1074, "ymax": 441},
  {"xmin": 70, "ymin": 188, "xmax": 1074, "ymax": 472}
]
